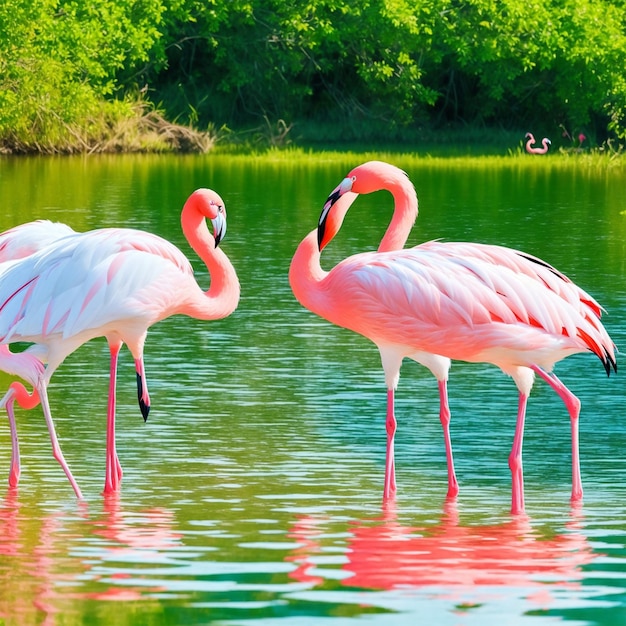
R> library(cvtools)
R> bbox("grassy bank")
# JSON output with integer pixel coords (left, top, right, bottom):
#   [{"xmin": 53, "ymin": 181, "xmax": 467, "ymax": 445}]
[
  {"xmin": 211, "ymin": 142, "xmax": 626, "ymax": 172},
  {"xmin": 0, "ymin": 100, "xmax": 222, "ymax": 155},
  {"xmin": 1, "ymin": 102, "xmax": 624, "ymax": 168}
]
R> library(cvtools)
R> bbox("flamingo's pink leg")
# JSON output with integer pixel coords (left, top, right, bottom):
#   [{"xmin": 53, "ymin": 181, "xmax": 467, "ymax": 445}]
[
  {"xmin": 438, "ymin": 379, "xmax": 459, "ymax": 498},
  {"xmin": 384, "ymin": 388, "xmax": 397, "ymax": 501},
  {"xmin": 531, "ymin": 366, "xmax": 583, "ymax": 501},
  {"xmin": 104, "ymin": 341, "xmax": 123, "ymax": 493},
  {"xmin": 38, "ymin": 385, "xmax": 83, "ymax": 499},
  {"xmin": 5, "ymin": 392, "xmax": 20, "ymax": 488},
  {"xmin": 509, "ymin": 392, "xmax": 528, "ymax": 515}
]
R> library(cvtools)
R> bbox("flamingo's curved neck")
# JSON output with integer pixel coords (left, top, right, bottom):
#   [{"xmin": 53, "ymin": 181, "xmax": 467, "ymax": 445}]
[
  {"xmin": 289, "ymin": 231, "xmax": 327, "ymax": 313},
  {"xmin": 290, "ymin": 167, "xmax": 418, "ymax": 315},
  {"xmin": 378, "ymin": 180, "xmax": 418, "ymax": 252},
  {"xmin": 180, "ymin": 203, "xmax": 240, "ymax": 320}
]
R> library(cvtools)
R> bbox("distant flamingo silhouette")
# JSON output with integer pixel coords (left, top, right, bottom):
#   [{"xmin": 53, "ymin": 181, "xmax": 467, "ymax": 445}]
[
  {"xmin": 0, "ymin": 190, "xmax": 240, "ymax": 497},
  {"xmin": 290, "ymin": 161, "xmax": 616, "ymax": 513},
  {"xmin": 525, "ymin": 132, "xmax": 551, "ymax": 154}
]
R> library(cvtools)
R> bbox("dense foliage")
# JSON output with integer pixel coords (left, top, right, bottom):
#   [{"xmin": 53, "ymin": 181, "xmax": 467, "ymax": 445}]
[
  {"xmin": 1, "ymin": 0, "xmax": 625, "ymax": 152},
  {"xmin": 0, "ymin": 0, "xmax": 166, "ymax": 151}
]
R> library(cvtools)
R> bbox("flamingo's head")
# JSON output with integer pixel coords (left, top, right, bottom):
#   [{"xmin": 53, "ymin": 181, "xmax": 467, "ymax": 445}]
[
  {"xmin": 185, "ymin": 188, "xmax": 227, "ymax": 247},
  {"xmin": 318, "ymin": 161, "xmax": 411, "ymax": 250}
]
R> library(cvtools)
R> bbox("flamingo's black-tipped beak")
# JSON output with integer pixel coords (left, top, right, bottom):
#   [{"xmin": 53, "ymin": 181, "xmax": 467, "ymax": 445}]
[
  {"xmin": 139, "ymin": 398, "xmax": 150, "ymax": 422},
  {"xmin": 317, "ymin": 222, "xmax": 325, "ymax": 250},
  {"xmin": 317, "ymin": 177, "xmax": 354, "ymax": 250},
  {"xmin": 137, "ymin": 372, "xmax": 150, "ymax": 422},
  {"xmin": 317, "ymin": 191, "xmax": 340, "ymax": 249},
  {"xmin": 211, "ymin": 209, "xmax": 226, "ymax": 247}
]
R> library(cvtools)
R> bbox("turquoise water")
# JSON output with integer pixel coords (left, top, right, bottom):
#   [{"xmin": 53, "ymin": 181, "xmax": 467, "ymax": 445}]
[{"xmin": 0, "ymin": 153, "xmax": 624, "ymax": 625}]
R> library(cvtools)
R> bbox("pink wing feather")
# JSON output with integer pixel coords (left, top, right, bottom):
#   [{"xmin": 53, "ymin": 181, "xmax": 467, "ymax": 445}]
[{"xmin": 0, "ymin": 220, "xmax": 75, "ymax": 262}]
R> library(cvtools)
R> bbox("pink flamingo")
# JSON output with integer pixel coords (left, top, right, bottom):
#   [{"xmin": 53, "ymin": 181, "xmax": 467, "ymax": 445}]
[
  {"xmin": 289, "ymin": 161, "xmax": 616, "ymax": 513},
  {"xmin": 0, "ymin": 189, "xmax": 240, "ymax": 497},
  {"xmin": 0, "ymin": 220, "xmax": 154, "ymax": 491},
  {"xmin": 525, "ymin": 132, "xmax": 551, "ymax": 154},
  {"xmin": 291, "ymin": 191, "xmax": 458, "ymax": 499}
]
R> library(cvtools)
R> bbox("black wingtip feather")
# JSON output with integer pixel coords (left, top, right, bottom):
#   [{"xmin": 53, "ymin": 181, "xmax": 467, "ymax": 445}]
[
  {"xmin": 516, "ymin": 252, "xmax": 568, "ymax": 281},
  {"xmin": 602, "ymin": 349, "xmax": 617, "ymax": 377}
]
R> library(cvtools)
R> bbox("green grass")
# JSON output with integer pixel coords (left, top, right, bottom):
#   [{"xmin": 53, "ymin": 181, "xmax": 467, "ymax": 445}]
[{"xmin": 211, "ymin": 142, "xmax": 626, "ymax": 171}]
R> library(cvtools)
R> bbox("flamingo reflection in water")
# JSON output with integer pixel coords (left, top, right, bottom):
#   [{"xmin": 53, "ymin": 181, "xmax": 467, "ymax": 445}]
[
  {"xmin": 287, "ymin": 503, "xmax": 599, "ymax": 606},
  {"xmin": 0, "ymin": 488, "xmax": 183, "ymax": 613},
  {"xmin": 0, "ymin": 490, "xmax": 72, "ymax": 624},
  {"xmin": 82, "ymin": 493, "xmax": 184, "ymax": 601}
]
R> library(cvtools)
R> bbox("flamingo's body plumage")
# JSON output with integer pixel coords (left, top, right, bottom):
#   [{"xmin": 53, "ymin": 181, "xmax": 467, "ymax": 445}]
[
  {"xmin": 0, "ymin": 220, "xmax": 155, "ymax": 491},
  {"xmin": 290, "ymin": 161, "xmax": 616, "ymax": 513}
]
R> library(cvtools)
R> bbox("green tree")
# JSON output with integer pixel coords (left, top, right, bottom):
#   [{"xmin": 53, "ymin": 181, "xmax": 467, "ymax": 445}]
[
  {"xmin": 152, "ymin": 0, "xmax": 626, "ymax": 140},
  {"xmin": 2, "ymin": 0, "xmax": 626, "ymax": 151},
  {"xmin": 425, "ymin": 0, "xmax": 626, "ymax": 139},
  {"xmin": 0, "ymin": 0, "xmax": 164, "ymax": 151},
  {"xmin": 151, "ymin": 0, "xmax": 441, "ymax": 129}
]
